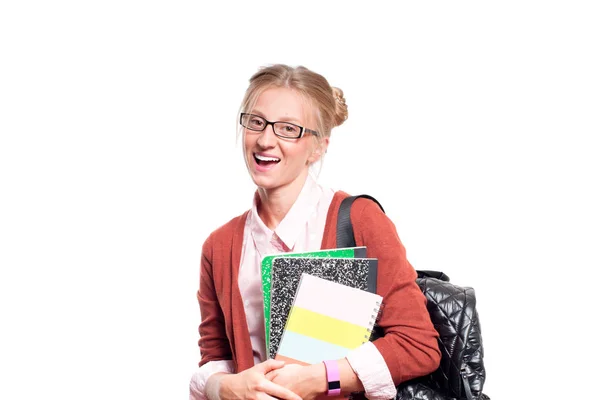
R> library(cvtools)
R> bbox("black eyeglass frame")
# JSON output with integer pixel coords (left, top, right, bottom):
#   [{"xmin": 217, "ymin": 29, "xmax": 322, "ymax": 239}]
[{"xmin": 239, "ymin": 113, "xmax": 319, "ymax": 139}]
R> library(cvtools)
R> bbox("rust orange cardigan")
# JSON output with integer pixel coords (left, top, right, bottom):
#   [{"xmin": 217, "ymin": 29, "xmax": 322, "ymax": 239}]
[{"xmin": 196, "ymin": 191, "xmax": 441, "ymax": 385}]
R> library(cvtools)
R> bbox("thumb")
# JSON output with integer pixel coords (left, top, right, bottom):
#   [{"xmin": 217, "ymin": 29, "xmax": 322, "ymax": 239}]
[{"xmin": 255, "ymin": 359, "xmax": 285, "ymax": 374}]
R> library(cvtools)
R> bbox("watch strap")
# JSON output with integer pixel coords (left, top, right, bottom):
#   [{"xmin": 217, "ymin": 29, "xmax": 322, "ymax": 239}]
[{"xmin": 323, "ymin": 360, "xmax": 341, "ymax": 396}]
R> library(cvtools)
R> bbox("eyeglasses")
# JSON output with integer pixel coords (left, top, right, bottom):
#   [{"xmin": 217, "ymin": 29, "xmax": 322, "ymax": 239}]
[{"xmin": 240, "ymin": 113, "xmax": 319, "ymax": 139}]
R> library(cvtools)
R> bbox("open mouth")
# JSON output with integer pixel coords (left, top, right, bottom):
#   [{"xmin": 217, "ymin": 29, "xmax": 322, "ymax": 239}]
[{"xmin": 254, "ymin": 153, "xmax": 281, "ymax": 166}]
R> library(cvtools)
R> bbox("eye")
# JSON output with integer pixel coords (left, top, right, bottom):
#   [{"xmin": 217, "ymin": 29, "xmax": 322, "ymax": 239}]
[
  {"xmin": 249, "ymin": 117, "xmax": 265, "ymax": 128},
  {"xmin": 280, "ymin": 123, "xmax": 300, "ymax": 135}
]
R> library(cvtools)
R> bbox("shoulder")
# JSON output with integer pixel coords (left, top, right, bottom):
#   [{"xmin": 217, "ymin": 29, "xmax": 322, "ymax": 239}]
[
  {"xmin": 328, "ymin": 191, "xmax": 387, "ymax": 224},
  {"xmin": 350, "ymin": 197, "xmax": 394, "ymax": 243},
  {"xmin": 323, "ymin": 191, "xmax": 391, "ymax": 242},
  {"xmin": 351, "ymin": 197, "xmax": 386, "ymax": 219},
  {"xmin": 201, "ymin": 210, "xmax": 250, "ymax": 256},
  {"xmin": 340, "ymin": 192, "xmax": 397, "ymax": 241}
]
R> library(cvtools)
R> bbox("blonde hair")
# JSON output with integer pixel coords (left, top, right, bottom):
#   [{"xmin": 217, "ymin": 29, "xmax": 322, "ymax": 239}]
[{"xmin": 238, "ymin": 64, "xmax": 348, "ymax": 141}]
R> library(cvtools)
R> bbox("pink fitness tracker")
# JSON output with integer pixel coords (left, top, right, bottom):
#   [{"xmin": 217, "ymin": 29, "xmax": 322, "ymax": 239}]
[{"xmin": 323, "ymin": 360, "xmax": 341, "ymax": 396}]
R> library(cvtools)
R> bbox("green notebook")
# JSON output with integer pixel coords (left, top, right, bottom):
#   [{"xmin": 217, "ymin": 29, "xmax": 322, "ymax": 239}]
[{"xmin": 261, "ymin": 246, "xmax": 367, "ymax": 356}]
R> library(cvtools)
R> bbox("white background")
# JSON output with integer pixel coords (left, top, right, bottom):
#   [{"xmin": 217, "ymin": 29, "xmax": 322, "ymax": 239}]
[{"xmin": 1, "ymin": 1, "xmax": 599, "ymax": 399}]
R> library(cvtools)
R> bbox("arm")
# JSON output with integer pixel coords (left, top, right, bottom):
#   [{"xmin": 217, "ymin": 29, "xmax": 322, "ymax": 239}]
[
  {"xmin": 190, "ymin": 234, "xmax": 235, "ymax": 399},
  {"xmin": 353, "ymin": 198, "xmax": 441, "ymax": 384},
  {"xmin": 195, "ymin": 234, "xmax": 302, "ymax": 400},
  {"xmin": 197, "ymin": 234, "xmax": 232, "ymax": 366},
  {"xmin": 269, "ymin": 199, "xmax": 440, "ymax": 399}
]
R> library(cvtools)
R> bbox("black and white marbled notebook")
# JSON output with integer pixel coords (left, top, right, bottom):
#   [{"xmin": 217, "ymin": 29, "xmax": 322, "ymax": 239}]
[{"xmin": 268, "ymin": 257, "xmax": 378, "ymax": 359}]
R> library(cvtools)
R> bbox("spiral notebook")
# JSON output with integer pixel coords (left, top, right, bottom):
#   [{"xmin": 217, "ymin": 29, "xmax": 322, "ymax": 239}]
[
  {"xmin": 275, "ymin": 273, "xmax": 383, "ymax": 365},
  {"xmin": 269, "ymin": 257, "xmax": 378, "ymax": 359},
  {"xmin": 261, "ymin": 247, "xmax": 367, "ymax": 355}
]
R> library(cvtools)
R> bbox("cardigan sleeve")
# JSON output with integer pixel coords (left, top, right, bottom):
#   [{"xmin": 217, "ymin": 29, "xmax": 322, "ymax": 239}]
[
  {"xmin": 197, "ymin": 233, "xmax": 233, "ymax": 366},
  {"xmin": 351, "ymin": 198, "xmax": 441, "ymax": 385}
]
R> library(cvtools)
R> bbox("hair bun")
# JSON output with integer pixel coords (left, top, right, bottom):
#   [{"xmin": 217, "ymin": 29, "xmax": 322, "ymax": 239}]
[{"xmin": 331, "ymin": 87, "xmax": 348, "ymax": 127}]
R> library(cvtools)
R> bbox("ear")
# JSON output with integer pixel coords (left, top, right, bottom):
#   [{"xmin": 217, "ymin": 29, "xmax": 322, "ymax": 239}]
[{"xmin": 308, "ymin": 137, "xmax": 330, "ymax": 164}]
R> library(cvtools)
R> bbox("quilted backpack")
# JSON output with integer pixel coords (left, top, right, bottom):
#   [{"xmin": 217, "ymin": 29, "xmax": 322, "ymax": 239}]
[{"xmin": 337, "ymin": 195, "xmax": 490, "ymax": 400}]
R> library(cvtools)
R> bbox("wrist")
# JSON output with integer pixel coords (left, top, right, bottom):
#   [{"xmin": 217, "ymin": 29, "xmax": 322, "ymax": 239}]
[
  {"xmin": 308, "ymin": 363, "xmax": 328, "ymax": 397},
  {"xmin": 206, "ymin": 372, "xmax": 228, "ymax": 400}
]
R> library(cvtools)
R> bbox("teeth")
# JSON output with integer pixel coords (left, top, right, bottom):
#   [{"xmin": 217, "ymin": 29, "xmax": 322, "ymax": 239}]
[{"xmin": 255, "ymin": 154, "xmax": 280, "ymax": 162}]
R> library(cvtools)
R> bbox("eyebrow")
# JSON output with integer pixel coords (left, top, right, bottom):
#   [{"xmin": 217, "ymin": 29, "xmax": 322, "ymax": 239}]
[{"xmin": 250, "ymin": 110, "xmax": 303, "ymax": 125}]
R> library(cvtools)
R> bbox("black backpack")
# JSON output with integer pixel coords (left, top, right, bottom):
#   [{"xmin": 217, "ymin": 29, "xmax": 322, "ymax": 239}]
[{"xmin": 337, "ymin": 195, "xmax": 490, "ymax": 400}]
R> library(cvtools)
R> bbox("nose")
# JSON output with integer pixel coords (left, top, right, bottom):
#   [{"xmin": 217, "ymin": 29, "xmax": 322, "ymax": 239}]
[{"xmin": 256, "ymin": 122, "xmax": 278, "ymax": 148}]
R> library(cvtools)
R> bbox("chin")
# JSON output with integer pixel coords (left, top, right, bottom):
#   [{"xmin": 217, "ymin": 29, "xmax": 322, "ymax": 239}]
[
  {"xmin": 248, "ymin": 173, "xmax": 277, "ymax": 190},
  {"xmin": 254, "ymin": 181, "xmax": 281, "ymax": 191}
]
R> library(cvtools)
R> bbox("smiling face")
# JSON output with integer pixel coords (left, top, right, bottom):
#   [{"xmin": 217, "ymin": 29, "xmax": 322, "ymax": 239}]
[{"xmin": 243, "ymin": 87, "xmax": 326, "ymax": 194}]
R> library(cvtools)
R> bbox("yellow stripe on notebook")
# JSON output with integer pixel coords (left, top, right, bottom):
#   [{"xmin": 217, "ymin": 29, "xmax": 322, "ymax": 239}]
[{"xmin": 285, "ymin": 306, "xmax": 368, "ymax": 349}]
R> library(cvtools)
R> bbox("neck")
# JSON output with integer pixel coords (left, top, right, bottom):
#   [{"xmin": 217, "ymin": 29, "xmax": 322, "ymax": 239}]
[{"xmin": 257, "ymin": 172, "xmax": 309, "ymax": 230}]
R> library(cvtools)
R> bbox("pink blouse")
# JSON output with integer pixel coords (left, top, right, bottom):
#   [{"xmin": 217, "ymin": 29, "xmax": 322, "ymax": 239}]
[{"xmin": 190, "ymin": 176, "xmax": 397, "ymax": 400}]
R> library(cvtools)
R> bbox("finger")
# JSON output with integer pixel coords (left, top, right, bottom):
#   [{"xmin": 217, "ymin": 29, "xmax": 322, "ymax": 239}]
[
  {"xmin": 265, "ymin": 370, "xmax": 278, "ymax": 380},
  {"xmin": 256, "ymin": 393, "xmax": 281, "ymax": 400},
  {"xmin": 259, "ymin": 379, "xmax": 302, "ymax": 400},
  {"xmin": 255, "ymin": 359, "xmax": 286, "ymax": 374}
]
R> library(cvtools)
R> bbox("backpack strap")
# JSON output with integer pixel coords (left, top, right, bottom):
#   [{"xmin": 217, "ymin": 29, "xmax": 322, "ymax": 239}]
[
  {"xmin": 462, "ymin": 372, "xmax": 475, "ymax": 400},
  {"xmin": 417, "ymin": 270, "xmax": 451, "ymax": 282},
  {"xmin": 336, "ymin": 194, "xmax": 450, "ymax": 281},
  {"xmin": 336, "ymin": 195, "xmax": 384, "ymax": 248}
]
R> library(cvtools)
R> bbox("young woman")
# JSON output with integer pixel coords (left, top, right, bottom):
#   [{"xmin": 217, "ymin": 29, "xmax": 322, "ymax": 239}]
[{"xmin": 190, "ymin": 64, "xmax": 441, "ymax": 400}]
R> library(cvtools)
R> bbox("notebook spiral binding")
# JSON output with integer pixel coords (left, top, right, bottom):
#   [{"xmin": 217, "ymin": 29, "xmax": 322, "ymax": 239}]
[{"xmin": 362, "ymin": 300, "xmax": 384, "ymax": 342}]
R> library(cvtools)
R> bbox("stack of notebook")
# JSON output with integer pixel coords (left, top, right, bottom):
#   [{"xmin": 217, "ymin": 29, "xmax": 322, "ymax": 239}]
[{"xmin": 261, "ymin": 247, "xmax": 383, "ymax": 364}]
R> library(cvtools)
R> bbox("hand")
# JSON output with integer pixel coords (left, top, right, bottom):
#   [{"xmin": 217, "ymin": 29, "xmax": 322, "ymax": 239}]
[
  {"xmin": 216, "ymin": 359, "xmax": 302, "ymax": 400},
  {"xmin": 266, "ymin": 363, "xmax": 326, "ymax": 400}
]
